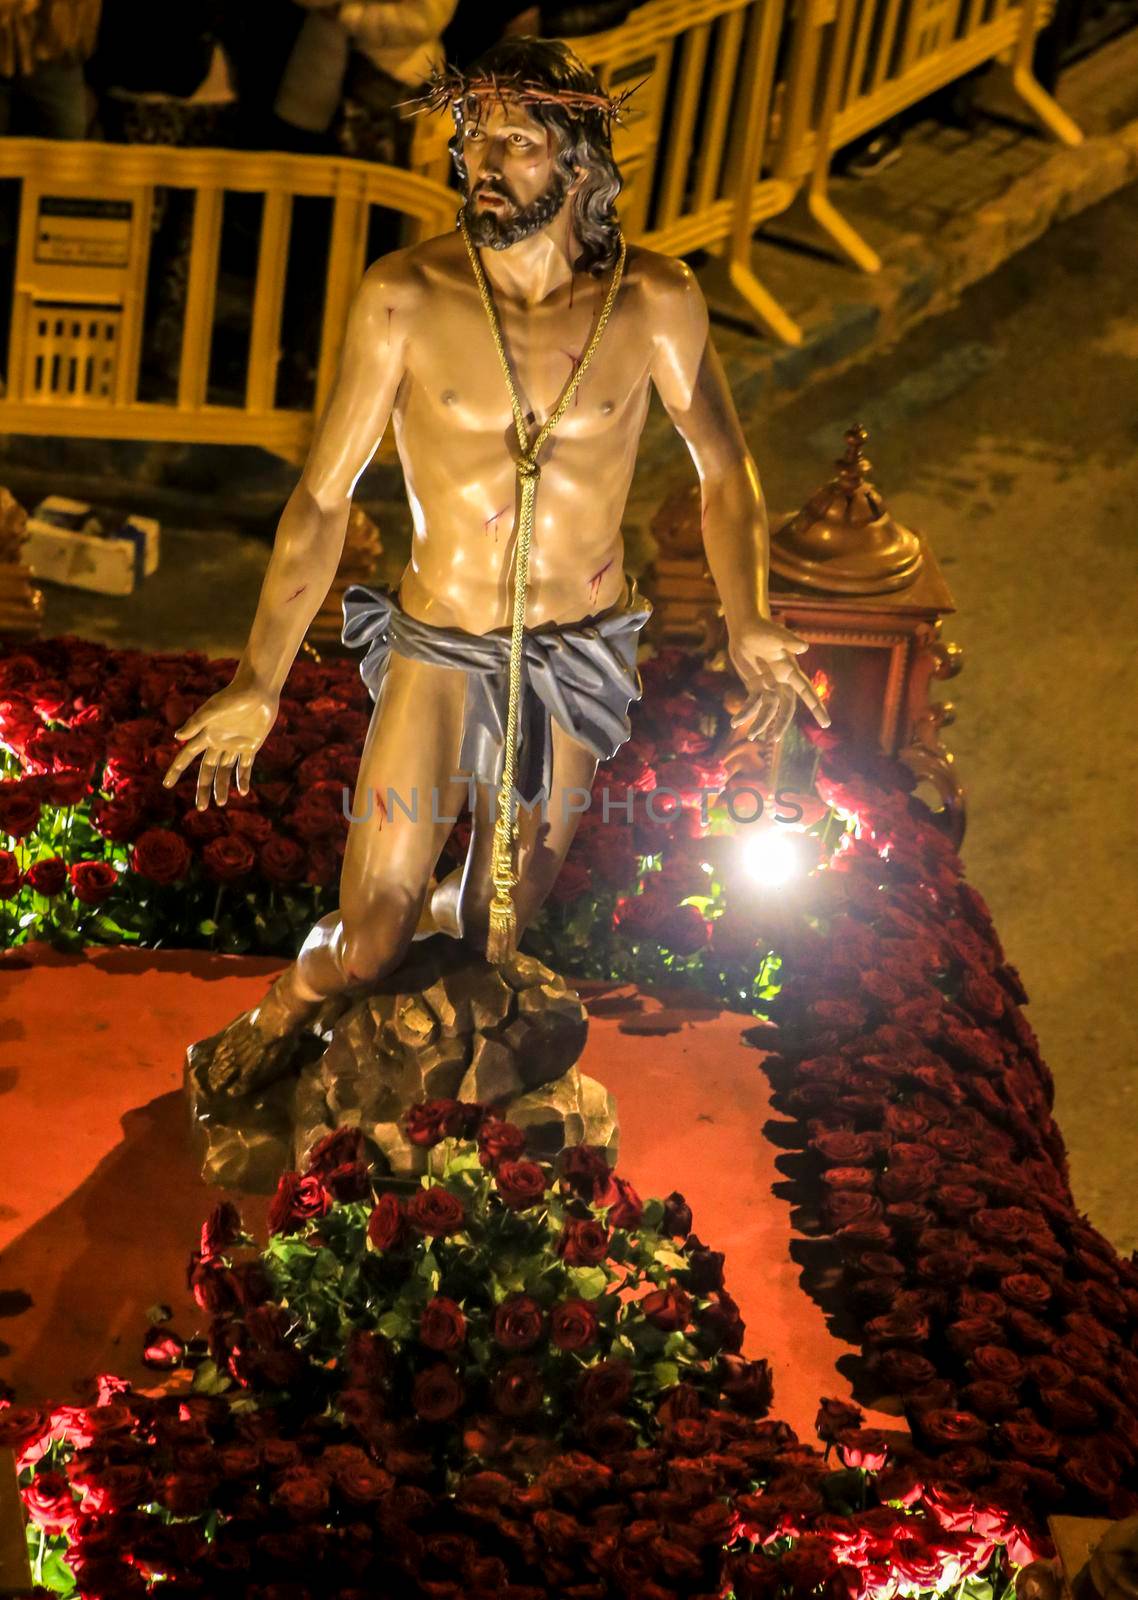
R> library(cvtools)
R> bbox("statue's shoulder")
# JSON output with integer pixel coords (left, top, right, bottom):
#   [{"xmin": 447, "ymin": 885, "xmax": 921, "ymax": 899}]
[
  {"xmin": 624, "ymin": 245, "xmax": 701, "ymax": 304},
  {"xmin": 357, "ymin": 230, "xmax": 466, "ymax": 310}
]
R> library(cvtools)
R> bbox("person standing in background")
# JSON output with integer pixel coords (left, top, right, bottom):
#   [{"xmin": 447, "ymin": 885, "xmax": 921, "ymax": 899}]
[
  {"xmin": 273, "ymin": 0, "xmax": 458, "ymax": 166},
  {"xmin": 0, "ymin": 0, "xmax": 99, "ymax": 137},
  {"xmin": 337, "ymin": 0, "xmax": 458, "ymax": 168}
]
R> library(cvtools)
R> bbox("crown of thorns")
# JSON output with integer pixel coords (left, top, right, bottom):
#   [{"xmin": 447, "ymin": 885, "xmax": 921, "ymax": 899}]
[{"xmin": 398, "ymin": 64, "xmax": 644, "ymax": 129}]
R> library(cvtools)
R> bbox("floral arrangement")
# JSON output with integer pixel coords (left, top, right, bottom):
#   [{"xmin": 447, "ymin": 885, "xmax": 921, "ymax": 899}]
[
  {"xmin": 6, "ymin": 1103, "xmax": 1040, "ymax": 1600},
  {"xmin": 0, "ymin": 637, "xmax": 815, "ymax": 1006},
  {"xmin": 760, "ymin": 726, "xmax": 1138, "ymax": 1530}
]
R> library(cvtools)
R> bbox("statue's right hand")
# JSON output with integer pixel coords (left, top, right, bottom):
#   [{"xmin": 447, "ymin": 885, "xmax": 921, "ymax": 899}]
[{"xmin": 161, "ymin": 683, "xmax": 279, "ymax": 810}]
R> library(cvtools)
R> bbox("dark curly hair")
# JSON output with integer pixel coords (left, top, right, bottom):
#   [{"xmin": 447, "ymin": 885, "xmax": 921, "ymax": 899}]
[{"xmin": 448, "ymin": 37, "xmax": 624, "ymax": 277}]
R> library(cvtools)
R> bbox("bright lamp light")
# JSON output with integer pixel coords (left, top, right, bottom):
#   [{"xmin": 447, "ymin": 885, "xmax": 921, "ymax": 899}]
[{"xmin": 742, "ymin": 827, "xmax": 800, "ymax": 888}]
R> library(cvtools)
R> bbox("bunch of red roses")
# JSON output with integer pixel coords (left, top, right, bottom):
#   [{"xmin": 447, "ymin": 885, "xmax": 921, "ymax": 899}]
[
  {"xmin": 5, "ymin": 1375, "xmax": 1032, "ymax": 1600},
  {"xmin": 2, "ymin": 637, "xmax": 776, "ymax": 980},
  {"xmin": 7, "ymin": 1098, "xmax": 1037, "ymax": 1600},
  {"xmin": 0, "ymin": 636, "xmax": 371, "ymax": 951},
  {"xmin": 195, "ymin": 1110, "xmax": 766, "ymax": 1454},
  {"xmin": 763, "ymin": 727, "xmax": 1138, "ymax": 1536}
]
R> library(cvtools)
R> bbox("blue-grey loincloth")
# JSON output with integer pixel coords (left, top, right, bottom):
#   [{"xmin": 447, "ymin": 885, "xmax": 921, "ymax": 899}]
[{"xmin": 341, "ymin": 580, "xmax": 653, "ymax": 803}]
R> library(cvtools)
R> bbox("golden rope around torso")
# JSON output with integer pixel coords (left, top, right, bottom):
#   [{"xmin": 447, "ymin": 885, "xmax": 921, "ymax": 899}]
[{"xmin": 459, "ymin": 213, "xmax": 628, "ymax": 960}]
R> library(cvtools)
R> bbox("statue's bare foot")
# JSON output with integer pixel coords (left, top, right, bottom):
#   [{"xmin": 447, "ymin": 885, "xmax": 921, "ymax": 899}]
[{"xmin": 197, "ymin": 969, "xmax": 322, "ymax": 1100}]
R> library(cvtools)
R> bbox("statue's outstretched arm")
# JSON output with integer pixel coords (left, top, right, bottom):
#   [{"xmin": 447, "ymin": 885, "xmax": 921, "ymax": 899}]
[
  {"xmin": 647, "ymin": 255, "xmax": 829, "ymax": 740},
  {"xmin": 164, "ymin": 255, "xmax": 418, "ymax": 809}
]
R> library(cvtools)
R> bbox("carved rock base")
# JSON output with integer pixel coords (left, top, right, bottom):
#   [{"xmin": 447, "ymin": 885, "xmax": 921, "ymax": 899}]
[{"xmin": 185, "ymin": 935, "xmax": 618, "ymax": 1192}]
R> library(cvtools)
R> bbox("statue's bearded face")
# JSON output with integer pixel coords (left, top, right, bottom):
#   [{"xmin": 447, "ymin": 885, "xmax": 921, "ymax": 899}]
[{"xmin": 460, "ymin": 99, "xmax": 570, "ymax": 249}]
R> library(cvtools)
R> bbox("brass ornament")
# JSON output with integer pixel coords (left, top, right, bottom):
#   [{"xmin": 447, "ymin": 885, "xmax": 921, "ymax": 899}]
[{"xmin": 770, "ymin": 424, "xmax": 923, "ymax": 595}]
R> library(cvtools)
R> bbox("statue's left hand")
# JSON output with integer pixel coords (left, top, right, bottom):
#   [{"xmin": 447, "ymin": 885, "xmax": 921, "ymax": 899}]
[{"xmin": 728, "ymin": 618, "xmax": 831, "ymax": 743}]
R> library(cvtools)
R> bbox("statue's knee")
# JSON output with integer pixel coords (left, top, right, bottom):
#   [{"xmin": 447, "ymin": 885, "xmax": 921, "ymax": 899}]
[{"xmin": 339, "ymin": 896, "xmax": 416, "ymax": 987}]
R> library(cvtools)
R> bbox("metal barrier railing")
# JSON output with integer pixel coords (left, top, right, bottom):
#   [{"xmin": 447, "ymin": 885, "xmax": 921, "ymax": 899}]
[
  {"xmin": 0, "ymin": 0, "xmax": 1080, "ymax": 453},
  {"xmin": 757, "ymin": 0, "xmax": 1081, "ymax": 313},
  {"xmin": 0, "ymin": 140, "xmax": 456, "ymax": 463}
]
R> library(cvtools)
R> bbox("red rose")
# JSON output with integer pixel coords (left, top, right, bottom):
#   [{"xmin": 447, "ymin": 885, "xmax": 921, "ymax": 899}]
[
  {"xmin": 412, "ymin": 1363, "xmax": 465, "ymax": 1422},
  {"xmin": 305, "ymin": 1125, "xmax": 366, "ymax": 1176},
  {"xmin": 576, "ymin": 1359, "xmax": 633, "ymax": 1415},
  {"xmin": 662, "ymin": 1191, "xmax": 693, "ymax": 1237},
  {"xmin": 559, "ymin": 1143, "xmax": 617, "ymax": 1203},
  {"xmin": 22, "ymin": 1469, "xmax": 79, "ymax": 1536},
  {"xmin": 615, "ymin": 888, "xmax": 669, "ymax": 936},
  {"xmin": 49, "ymin": 769, "xmax": 90, "ymax": 807},
  {"xmin": 367, "ymin": 1193, "xmax": 406, "ymax": 1251},
  {"xmin": 1003, "ymin": 1273, "xmax": 1052, "ymax": 1310},
  {"xmin": 287, "ymin": 800, "xmax": 342, "ymax": 841},
  {"xmin": 259, "ymin": 834, "xmax": 307, "ymax": 884},
  {"xmin": 180, "ymin": 806, "xmax": 226, "ymax": 844},
  {"xmin": 334, "ymin": 1458, "xmax": 394, "ymax": 1507},
  {"xmin": 815, "ymin": 1398, "xmax": 864, "ymax": 1443},
  {"xmin": 225, "ymin": 808, "xmax": 273, "ymax": 846},
  {"xmin": 658, "ymin": 903, "xmax": 710, "ymax": 954},
  {"xmin": 131, "ymin": 827, "xmax": 192, "ymax": 884},
  {"xmin": 492, "ymin": 1357, "xmax": 545, "ymax": 1419},
  {"xmin": 607, "ymin": 1176, "xmax": 643, "ymax": 1229},
  {"xmin": 200, "ymin": 1200, "xmax": 243, "ymax": 1259},
  {"xmin": 961, "ymin": 971, "xmax": 1005, "ymax": 1021},
  {"xmin": 551, "ymin": 1298, "xmax": 598, "ymax": 1352},
  {"xmin": 915, "ymin": 1409, "xmax": 989, "ymax": 1449},
  {"xmin": 495, "ymin": 1159, "xmax": 549, "ymax": 1209},
  {"xmin": 405, "ymin": 1098, "xmax": 468, "ymax": 1147},
  {"xmin": 420, "ymin": 1296, "xmax": 467, "ymax": 1353},
  {"xmin": 823, "ymin": 1166, "xmax": 877, "ymax": 1192},
  {"xmin": 698, "ymin": 1287, "xmax": 746, "ymax": 1352},
  {"xmin": 1001, "ymin": 1419, "xmax": 1061, "ymax": 1464},
  {"xmin": 813, "ymin": 1130, "xmax": 880, "ymax": 1166},
  {"xmin": 871, "ymin": 1348, "xmax": 938, "ymax": 1393},
  {"xmin": 0, "ymin": 779, "xmax": 42, "ymax": 838},
  {"xmin": 492, "ymin": 1295, "xmax": 545, "ymax": 1352},
  {"xmin": 865, "ymin": 1310, "xmax": 930, "ymax": 1346},
  {"xmin": 24, "ymin": 856, "xmax": 67, "ymax": 895},
  {"xmin": 556, "ymin": 1217, "xmax": 610, "ymax": 1266},
  {"xmin": 837, "ymin": 1428, "xmax": 889, "ymax": 1471},
  {"xmin": 960, "ymin": 1380, "xmax": 1019, "ymax": 1420},
  {"xmin": 969, "ymin": 1345, "xmax": 1023, "ymax": 1385},
  {"xmin": 1041, "ymin": 1388, "xmax": 1099, "ymax": 1432},
  {"xmin": 274, "ymin": 1466, "xmax": 330, "ymax": 1521},
  {"xmin": 0, "ymin": 850, "xmax": 20, "ymax": 898},
  {"xmin": 201, "ymin": 834, "xmax": 256, "ymax": 883},
  {"xmin": 825, "ymin": 1192, "xmax": 884, "ymax": 1229},
  {"xmin": 406, "ymin": 1185, "xmax": 466, "ymax": 1237},
  {"xmin": 90, "ymin": 792, "xmax": 146, "ymax": 843},
  {"xmin": 718, "ymin": 1354, "xmax": 774, "ymax": 1415},
  {"xmin": 640, "ymin": 1287, "xmax": 692, "ymax": 1332},
  {"xmin": 477, "ymin": 1116, "xmax": 526, "ymax": 1165},
  {"xmin": 1064, "ymin": 1453, "xmax": 1115, "ymax": 1505},
  {"xmin": 267, "ymin": 1171, "xmax": 330, "ymax": 1235},
  {"xmin": 69, "ymin": 860, "xmax": 119, "ymax": 905}
]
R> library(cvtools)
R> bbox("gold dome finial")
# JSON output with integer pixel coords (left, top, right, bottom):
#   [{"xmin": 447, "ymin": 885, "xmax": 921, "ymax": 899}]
[{"xmin": 770, "ymin": 423, "xmax": 923, "ymax": 595}]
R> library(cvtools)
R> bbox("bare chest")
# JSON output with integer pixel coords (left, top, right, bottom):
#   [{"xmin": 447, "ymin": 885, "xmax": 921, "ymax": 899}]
[{"xmin": 402, "ymin": 282, "xmax": 650, "ymax": 441}]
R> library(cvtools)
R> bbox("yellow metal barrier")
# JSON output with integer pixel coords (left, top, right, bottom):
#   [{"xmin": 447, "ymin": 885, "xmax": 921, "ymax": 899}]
[
  {"xmin": 0, "ymin": 0, "xmax": 1083, "ymax": 461},
  {"xmin": 0, "ymin": 140, "xmax": 455, "ymax": 463},
  {"xmin": 755, "ymin": 0, "xmax": 1082, "ymax": 304}
]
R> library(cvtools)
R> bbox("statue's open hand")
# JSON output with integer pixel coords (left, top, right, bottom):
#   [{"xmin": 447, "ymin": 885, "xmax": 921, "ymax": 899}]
[
  {"xmin": 728, "ymin": 619, "xmax": 831, "ymax": 743},
  {"xmin": 161, "ymin": 683, "xmax": 279, "ymax": 809}
]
